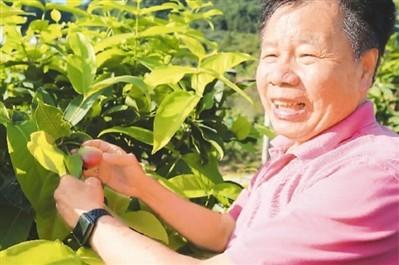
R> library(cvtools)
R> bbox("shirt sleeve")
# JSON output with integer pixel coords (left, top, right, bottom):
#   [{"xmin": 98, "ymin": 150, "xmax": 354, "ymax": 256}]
[{"xmin": 225, "ymin": 160, "xmax": 399, "ymax": 265}]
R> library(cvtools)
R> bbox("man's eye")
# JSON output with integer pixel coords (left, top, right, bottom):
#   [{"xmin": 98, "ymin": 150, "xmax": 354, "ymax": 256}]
[
  {"xmin": 298, "ymin": 54, "xmax": 318, "ymax": 64},
  {"xmin": 300, "ymin": 53, "xmax": 315, "ymax": 57},
  {"xmin": 262, "ymin": 54, "xmax": 277, "ymax": 62}
]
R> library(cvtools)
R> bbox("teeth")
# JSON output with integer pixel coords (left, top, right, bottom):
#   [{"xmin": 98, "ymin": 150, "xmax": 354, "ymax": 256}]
[{"xmin": 273, "ymin": 100, "xmax": 305, "ymax": 109}]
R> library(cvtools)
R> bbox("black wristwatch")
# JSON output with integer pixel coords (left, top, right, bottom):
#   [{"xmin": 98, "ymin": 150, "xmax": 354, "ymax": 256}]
[{"xmin": 64, "ymin": 208, "xmax": 110, "ymax": 249}]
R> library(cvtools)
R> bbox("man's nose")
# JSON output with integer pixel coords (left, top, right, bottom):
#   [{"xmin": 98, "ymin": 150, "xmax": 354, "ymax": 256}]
[{"xmin": 269, "ymin": 64, "xmax": 300, "ymax": 87}]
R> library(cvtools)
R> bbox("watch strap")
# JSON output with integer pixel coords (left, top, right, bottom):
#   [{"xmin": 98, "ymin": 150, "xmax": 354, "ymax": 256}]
[{"xmin": 64, "ymin": 208, "xmax": 110, "ymax": 249}]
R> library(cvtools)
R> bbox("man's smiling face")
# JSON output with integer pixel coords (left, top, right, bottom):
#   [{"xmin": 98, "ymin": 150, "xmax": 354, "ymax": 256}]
[{"xmin": 256, "ymin": 0, "xmax": 374, "ymax": 144}]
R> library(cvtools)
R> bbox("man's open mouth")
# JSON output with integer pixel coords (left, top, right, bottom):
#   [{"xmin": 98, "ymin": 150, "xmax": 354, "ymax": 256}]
[{"xmin": 272, "ymin": 100, "xmax": 306, "ymax": 111}]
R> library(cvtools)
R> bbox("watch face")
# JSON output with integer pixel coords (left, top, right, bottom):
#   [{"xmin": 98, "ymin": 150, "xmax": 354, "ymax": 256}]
[
  {"xmin": 78, "ymin": 214, "xmax": 93, "ymax": 235},
  {"xmin": 71, "ymin": 209, "xmax": 109, "ymax": 247},
  {"xmin": 73, "ymin": 213, "xmax": 95, "ymax": 246}
]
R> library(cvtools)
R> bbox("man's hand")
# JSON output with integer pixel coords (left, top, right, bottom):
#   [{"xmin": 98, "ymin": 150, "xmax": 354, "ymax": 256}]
[
  {"xmin": 54, "ymin": 176, "xmax": 104, "ymax": 228},
  {"xmin": 79, "ymin": 140, "xmax": 235, "ymax": 252},
  {"xmin": 81, "ymin": 139, "xmax": 146, "ymax": 197}
]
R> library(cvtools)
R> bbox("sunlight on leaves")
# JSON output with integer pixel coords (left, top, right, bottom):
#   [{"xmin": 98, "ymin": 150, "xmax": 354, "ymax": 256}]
[{"xmin": 27, "ymin": 131, "xmax": 67, "ymax": 176}]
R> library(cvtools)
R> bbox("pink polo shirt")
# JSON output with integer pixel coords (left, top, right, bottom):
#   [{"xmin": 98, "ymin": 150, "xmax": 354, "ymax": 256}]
[{"xmin": 226, "ymin": 101, "xmax": 399, "ymax": 265}]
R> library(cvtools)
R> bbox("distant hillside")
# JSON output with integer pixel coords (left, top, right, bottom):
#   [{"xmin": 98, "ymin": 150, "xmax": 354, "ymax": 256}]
[
  {"xmin": 142, "ymin": 0, "xmax": 263, "ymax": 33},
  {"xmin": 140, "ymin": 0, "xmax": 262, "ymax": 78},
  {"xmin": 212, "ymin": 0, "xmax": 263, "ymax": 33}
]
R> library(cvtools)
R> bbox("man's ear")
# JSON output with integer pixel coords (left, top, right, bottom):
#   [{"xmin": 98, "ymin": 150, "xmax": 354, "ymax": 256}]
[{"xmin": 359, "ymin": 48, "xmax": 379, "ymax": 92}]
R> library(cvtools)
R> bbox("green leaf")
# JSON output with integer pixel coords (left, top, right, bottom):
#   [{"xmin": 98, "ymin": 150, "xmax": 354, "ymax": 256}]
[
  {"xmin": 212, "ymin": 182, "xmax": 242, "ymax": 203},
  {"xmin": 6, "ymin": 122, "xmax": 68, "ymax": 240},
  {"xmin": 179, "ymin": 35, "xmax": 206, "ymax": 59},
  {"xmin": 139, "ymin": 25, "xmax": 187, "ymax": 38},
  {"xmin": 125, "ymin": 84, "xmax": 152, "ymax": 114},
  {"xmin": 64, "ymin": 93, "xmax": 101, "ymax": 126},
  {"xmin": 67, "ymin": 33, "xmax": 96, "ymax": 96},
  {"xmin": 182, "ymin": 153, "xmax": 223, "ymax": 184},
  {"xmin": 20, "ymin": 0, "xmax": 44, "ymax": 10},
  {"xmin": 87, "ymin": 1, "xmax": 137, "ymax": 15},
  {"xmin": 1, "ymin": 15, "xmax": 27, "ymax": 25},
  {"xmin": 153, "ymin": 91, "xmax": 201, "ymax": 153},
  {"xmin": 218, "ymin": 75, "xmax": 253, "ymax": 104},
  {"xmin": 96, "ymin": 48, "xmax": 124, "ymax": 68},
  {"xmin": 201, "ymin": 8, "xmax": 224, "ymax": 19},
  {"xmin": 157, "ymin": 177, "xmax": 185, "ymax": 197},
  {"xmin": 68, "ymin": 32, "xmax": 95, "ymax": 63},
  {"xmin": 201, "ymin": 52, "xmax": 253, "ymax": 75},
  {"xmin": 192, "ymin": 52, "xmax": 254, "ymax": 99},
  {"xmin": 197, "ymin": 124, "xmax": 224, "ymax": 160},
  {"xmin": 168, "ymin": 174, "xmax": 214, "ymax": 198},
  {"xmin": 34, "ymin": 101, "xmax": 71, "ymax": 140},
  {"xmin": 0, "ymin": 204, "xmax": 33, "ymax": 250},
  {"xmin": 35, "ymin": 213, "xmax": 69, "ymax": 243},
  {"xmin": 0, "ymin": 240, "xmax": 83, "ymax": 265},
  {"xmin": 67, "ymin": 56, "xmax": 93, "ymax": 96},
  {"xmin": 186, "ymin": 0, "xmax": 203, "ymax": 9},
  {"xmin": 0, "ymin": 5, "xmax": 25, "ymax": 24},
  {"xmin": 208, "ymin": 139, "xmax": 224, "ymax": 160},
  {"xmin": 191, "ymin": 72, "xmax": 215, "ymax": 95},
  {"xmin": 144, "ymin": 66, "xmax": 199, "ymax": 88},
  {"xmin": 66, "ymin": 0, "xmax": 83, "ymax": 7},
  {"xmin": 64, "ymin": 153, "xmax": 83, "ymax": 178},
  {"xmin": 45, "ymin": 3, "xmax": 89, "ymax": 17},
  {"xmin": 121, "ymin": 211, "xmax": 169, "ymax": 245},
  {"xmin": 27, "ymin": 131, "xmax": 67, "ymax": 176},
  {"xmin": 76, "ymin": 247, "xmax": 105, "ymax": 265},
  {"xmin": 98, "ymin": 126, "xmax": 153, "ymax": 146},
  {"xmin": 231, "ymin": 116, "xmax": 251, "ymax": 140},
  {"xmin": 139, "ymin": 3, "xmax": 179, "ymax": 15},
  {"xmin": 29, "ymin": 19, "xmax": 49, "ymax": 31},
  {"xmin": 104, "ymin": 187, "xmax": 130, "ymax": 216},
  {"xmin": 136, "ymin": 56, "xmax": 164, "ymax": 71},
  {"xmin": 167, "ymin": 231, "xmax": 187, "ymax": 251},
  {"xmin": 41, "ymin": 24, "xmax": 62, "ymax": 42},
  {"xmin": 0, "ymin": 101, "xmax": 10, "ymax": 126},
  {"xmin": 89, "ymin": 75, "xmax": 148, "ymax": 98},
  {"xmin": 94, "ymin": 33, "xmax": 136, "ymax": 53}
]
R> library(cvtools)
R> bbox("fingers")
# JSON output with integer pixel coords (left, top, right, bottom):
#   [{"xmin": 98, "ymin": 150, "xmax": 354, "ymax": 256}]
[
  {"xmin": 83, "ymin": 139, "xmax": 126, "ymax": 155},
  {"xmin": 85, "ymin": 177, "xmax": 101, "ymax": 187},
  {"xmin": 102, "ymin": 152, "xmax": 139, "ymax": 166},
  {"xmin": 54, "ymin": 175, "xmax": 78, "ymax": 200},
  {"xmin": 83, "ymin": 167, "xmax": 100, "ymax": 178},
  {"xmin": 83, "ymin": 167, "xmax": 110, "ymax": 184},
  {"xmin": 54, "ymin": 175, "xmax": 104, "ymax": 228}
]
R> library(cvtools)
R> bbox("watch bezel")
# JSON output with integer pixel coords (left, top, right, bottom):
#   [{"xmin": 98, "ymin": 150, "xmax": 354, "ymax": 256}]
[{"xmin": 72, "ymin": 212, "xmax": 95, "ymax": 246}]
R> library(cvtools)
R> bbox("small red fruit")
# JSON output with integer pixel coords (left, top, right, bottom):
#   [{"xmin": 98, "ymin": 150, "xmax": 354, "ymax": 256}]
[{"xmin": 78, "ymin": 146, "xmax": 103, "ymax": 169}]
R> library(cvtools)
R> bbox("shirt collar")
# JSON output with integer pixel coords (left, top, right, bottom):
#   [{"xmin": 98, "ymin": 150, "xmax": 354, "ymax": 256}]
[{"xmin": 269, "ymin": 100, "xmax": 377, "ymax": 160}]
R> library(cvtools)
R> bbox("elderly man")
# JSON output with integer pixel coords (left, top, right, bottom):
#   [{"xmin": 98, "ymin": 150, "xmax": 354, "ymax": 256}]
[{"xmin": 54, "ymin": 0, "xmax": 399, "ymax": 264}]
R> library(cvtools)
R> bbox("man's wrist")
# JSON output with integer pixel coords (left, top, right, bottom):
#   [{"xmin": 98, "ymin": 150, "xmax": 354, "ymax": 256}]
[
  {"xmin": 130, "ymin": 172, "xmax": 153, "ymax": 199},
  {"xmin": 66, "ymin": 208, "xmax": 111, "ymax": 248}
]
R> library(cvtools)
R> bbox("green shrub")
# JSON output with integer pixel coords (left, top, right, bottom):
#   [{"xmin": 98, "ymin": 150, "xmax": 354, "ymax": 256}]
[
  {"xmin": 369, "ymin": 30, "xmax": 399, "ymax": 132},
  {"xmin": 0, "ymin": 0, "xmax": 265, "ymax": 262}
]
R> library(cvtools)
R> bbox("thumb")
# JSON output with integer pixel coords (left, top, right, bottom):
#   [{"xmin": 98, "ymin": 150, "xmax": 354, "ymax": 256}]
[{"xmin": 85, "ymin": 177, "xmax": 101, "ymax": 187}]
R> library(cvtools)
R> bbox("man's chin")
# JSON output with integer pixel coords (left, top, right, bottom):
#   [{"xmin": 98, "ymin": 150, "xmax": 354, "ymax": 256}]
[{"xmin": 272, "ymin": 123, "xmax": 312, "ymax": 143}]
